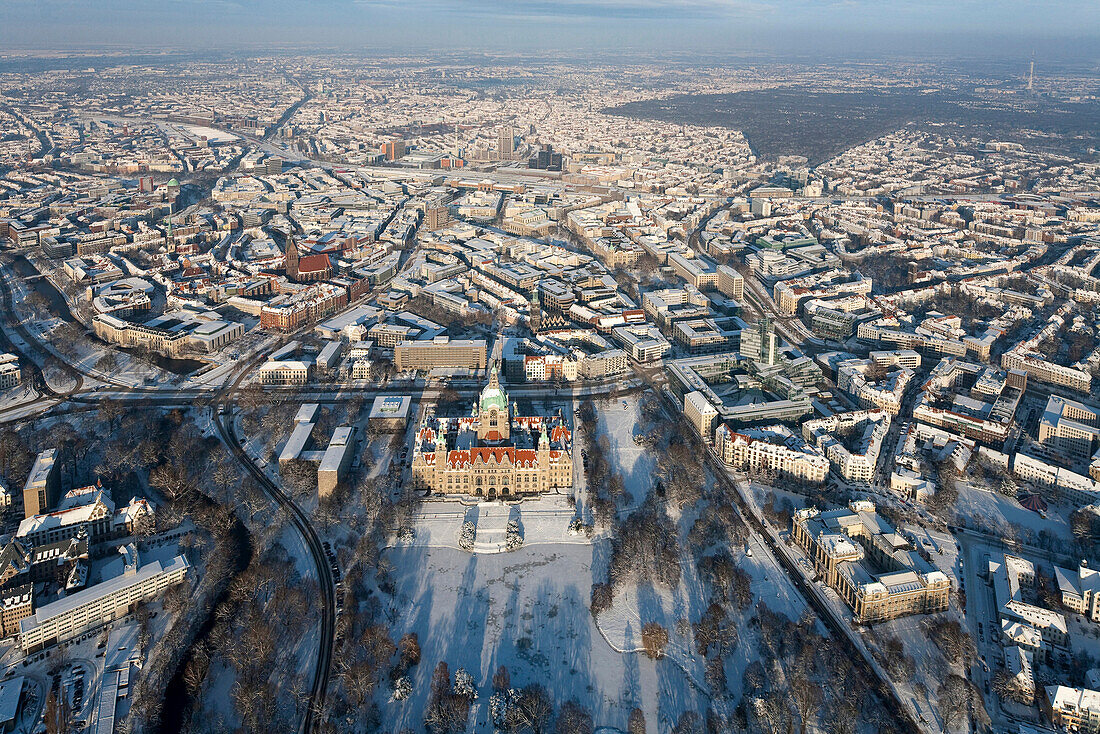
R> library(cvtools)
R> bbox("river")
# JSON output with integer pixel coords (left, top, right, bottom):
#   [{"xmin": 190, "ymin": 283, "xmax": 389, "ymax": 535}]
[{"xmin": 10, "ymin": 254, "xmax": 75, "ymax": 322}]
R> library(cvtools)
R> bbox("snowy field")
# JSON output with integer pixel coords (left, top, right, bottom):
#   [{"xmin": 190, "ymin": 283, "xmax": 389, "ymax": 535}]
[
  {"xmin": 381, "ymin": 541, "xmax": 709, "ymax": 730},
  {"xmin": 592, "ymin": 395, "xmax": 657, "ymax": 500},
  {"xmin": 375, "ymin": 390, "xmax": 823, "ymax": 730},
  {"xmin": 953, "ymin": 481, "xmax": 1073, "ymax": 542}
]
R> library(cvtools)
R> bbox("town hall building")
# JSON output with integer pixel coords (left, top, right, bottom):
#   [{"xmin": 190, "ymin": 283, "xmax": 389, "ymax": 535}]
[{"xmin": 411, "ymin": 368, "xmax": 574, "ymax": 497}]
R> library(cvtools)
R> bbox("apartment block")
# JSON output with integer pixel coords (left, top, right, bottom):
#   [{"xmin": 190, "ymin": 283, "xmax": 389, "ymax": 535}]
[
  {"xmin": 0, "ymin": 354, "xmax": 20, "ymax": 390},
  {"xmin": 19, "ymin": 549, "xmax": 189, "ymax": 653},
  {"xmin": 1055, "ymin": 562, "xmax": 1100, "ymax": 622}
]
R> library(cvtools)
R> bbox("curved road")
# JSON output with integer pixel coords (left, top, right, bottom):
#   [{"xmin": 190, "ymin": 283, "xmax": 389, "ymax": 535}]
[{"xmin": 212, "ymin": 354, "xmax": 335, "ymax": 734}]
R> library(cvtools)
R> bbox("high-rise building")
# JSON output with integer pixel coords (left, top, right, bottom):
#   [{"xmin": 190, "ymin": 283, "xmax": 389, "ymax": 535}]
[
  {"xmin": 498, "ymin": 125, "xmax": 515, "ymax": 159},
  {"xmin": 528, "ymin": 144, "xmax": 562, "ymax": 171},
  {"xmin": 425, "ymin": 201, "xmax": 452, "ymax": 231},
  {"xmin": 741, "ymin": 317, "xmax": 777, "ymax": 365},
  {"xmin": 383, "ymin": 140, "xmax": 406, "ymax": 161},
  {"xmin": 717, "ymin": 265, "xmax": 744, "ymax": 301}
]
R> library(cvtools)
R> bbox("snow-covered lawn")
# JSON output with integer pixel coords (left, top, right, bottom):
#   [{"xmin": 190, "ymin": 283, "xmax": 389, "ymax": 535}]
[
  {"xmin": 1068, "ymin": 614, "xmax": 1100, "ymax": 661},
  {"xmin": 592, "ymin": 395, "xmax": 657, "ymax": 499},
  {"xmin": 399, "ymin": 496, "xmax": 588, "ymax": 552},
  {"xmin": 380, "ymin": 540, "xmax": 710, "ymax": 731},
  {"xmin": 953, "ymin": 482, "xmax": 1073, "ymax": 543}
]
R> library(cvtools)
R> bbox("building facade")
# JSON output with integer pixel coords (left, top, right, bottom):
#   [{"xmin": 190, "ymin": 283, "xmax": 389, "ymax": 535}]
[
  {"xmin": 394, "ymin": 338, "xmax": 487, "ymax": 372},
  {"xmin": 19, "ymin": 550, "xmax": 189, "ymax": 653},
  {"xmin": 0, "ymin": 354, "xmax": 20, "ymax": 390},
  {"xmin": 411, "ymin": 369, "xmax": 573, "ymax": 497},
  {"xmin": 714, "ymin": 424, "xmax": 829, "ymax": 483},
  {"xmin": 792, "ymin": 502, "xmax": 950, "ymax": 624}
]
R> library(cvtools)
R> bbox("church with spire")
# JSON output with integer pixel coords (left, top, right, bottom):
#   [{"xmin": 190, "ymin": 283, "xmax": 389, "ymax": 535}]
[{"xmin": 410, "ymin": 367, "xmax": 573, "ymax": 498}]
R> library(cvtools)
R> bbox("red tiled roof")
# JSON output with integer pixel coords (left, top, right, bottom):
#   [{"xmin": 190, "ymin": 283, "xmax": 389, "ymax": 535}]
[
  {"xmin": 296, "ymin": 253, "xmax": 331, "ymax": 273},
  {"xmin": 472, "ymin": 447, "xmax": 514, "ymax": 464}
]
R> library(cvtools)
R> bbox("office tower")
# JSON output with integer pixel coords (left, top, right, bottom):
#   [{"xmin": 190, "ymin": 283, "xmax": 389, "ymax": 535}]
[
  {"xmin": 425, "ymin": 201, "xmax": 451, "ymax": 231},
  {"xmin": 498, "ymin": 125, "xmax": 515, "ymax": 159},
  {"xmin": 383, "ymin": 140, "xmax": 406, "ymax": 161},
  {"xmin": 750, "ymin": 198, "xmax": 771, "ymax": 218},
  {"xmin": 528, "ymin": 144, "xmax": 562, "ymax": 171},
  {"xmin": 23, "ymin": 449, "xmax": 59, "ymax": 519},
  {"xmin": 741, "ymin": 317, "xmax": 778, "ymax": 365},
  {"xmin": 717, "ymin": 265, "xmax": 745, "ymax": 301}
]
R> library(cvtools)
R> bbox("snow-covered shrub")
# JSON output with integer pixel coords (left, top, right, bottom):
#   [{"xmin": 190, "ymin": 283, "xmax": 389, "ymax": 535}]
[
  {"xmin": 568, "ymin": 518, "xmax": 584, "ymax": 535},
  {"xmin": 490, "ymin": 689, "xmax": 520, "ymax": 726},
  {"xmin": 454, "ymin": 667, "xmax": 477, "ymax": 699},
  {"xmin": 506, "ymin": 520, "xmax": 523, "ymax": 551},
  {"xmin": 392, "ymin": 676, "xmax": 412, "ymax": 701},
  {"xmin": 398, "ymin": 527, "xmax": 414, "ymax": 543},
  {"xmin": 458, "ymin": 521, "xmax": 476, "ymax": 550}
]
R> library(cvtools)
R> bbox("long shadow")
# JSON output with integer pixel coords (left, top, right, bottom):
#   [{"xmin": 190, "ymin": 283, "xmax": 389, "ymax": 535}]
[
  {"xmin": 596, "ymin": 404, "xmax": 659, "ymax": 502},
  {"xmin": 419, "ymin": 551, "xmax": 489, "ymax": 726},
  {"xmin": 382, "ymin": 545, "xmax": 437, "ymax": 730},
  {"xmin": 482, "ymin": 550, "xmax": 601, "ymax": 722}
]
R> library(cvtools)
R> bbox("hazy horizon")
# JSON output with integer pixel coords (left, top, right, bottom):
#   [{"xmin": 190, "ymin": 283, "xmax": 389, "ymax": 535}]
[{"xmin": 2, "ymin": 0, "xmax": 1099, "ymax": 62}]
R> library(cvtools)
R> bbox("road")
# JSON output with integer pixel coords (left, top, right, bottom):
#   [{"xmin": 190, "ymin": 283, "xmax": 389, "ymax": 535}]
[
  {"xmin": 0, "ymin": 257, "xmax": 83, "ymax": 397},
  {"xmin": 648, "ymin": 376, "xmax": 927, "ymax": 734},
  {"xmin": 211, "ymin": 349, "xmax": 336, "ymax": 733}
]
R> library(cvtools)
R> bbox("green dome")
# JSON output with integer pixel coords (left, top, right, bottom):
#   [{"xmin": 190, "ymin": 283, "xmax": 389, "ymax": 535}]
[
  {"xmin": 167, "ymin": 178, "xmax": 180, "ymax": 187},
  {"xmin": 479, "ymin": 367, "xmax": 508, "ymax": 413}
]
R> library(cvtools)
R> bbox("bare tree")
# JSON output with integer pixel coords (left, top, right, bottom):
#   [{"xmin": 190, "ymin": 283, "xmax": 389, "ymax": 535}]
[
  {"xmin": 790, "ymin": 674, "xmax": 822, "ymax": 734},
  {"xmin": 556, "ymin": 701, "xmax": 593, "ymax": 734},
  {"xmin": 937, "ymin": 674, "xmax": 970, "ymax": 729},
  {"xmin": 507, "ymin": 684, "xmax": 553, "ymax": 734},
  {"xmin": 641, "ymin": 622, "xmax": 669, "ymax": 660}
]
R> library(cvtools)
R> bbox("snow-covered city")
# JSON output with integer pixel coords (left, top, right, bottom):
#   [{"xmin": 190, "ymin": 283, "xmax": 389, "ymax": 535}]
[{"xmin": 1, "ymin": 3, "xmax": 1100, "ymax": 732}]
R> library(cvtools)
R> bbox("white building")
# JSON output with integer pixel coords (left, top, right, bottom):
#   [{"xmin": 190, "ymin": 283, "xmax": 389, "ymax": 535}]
[
  {"xmin": 0, "ymin": 354, "xmax": 20, "ymax": 390},
  {"xmin": 714, "ymin": 424, "xmax": 829, "ymax": 483},
  {"xmin": 802, "ymin": 409, "xmax": 890, "ymax": 482},
  {"xmin": 1055, "ymin": 562, "xmax": 1100, "ymax": 622},
  {"xmin": 836, "ymin": 358, "xmax": 914, "ymax": 416},
  {"xmin": 612, "ymin": 325, "xmax": 671, "ymax": 363},
  {"xmin": 684, "ymin": 391, "xmax": 718, "ymax": 444},
  {"xmin": 258, "ymin": 360, "xmax": 311, "ymax": 386},
  {"xmin": 19, "ymin": 547, "xmax": 189, "ymax": 653}
]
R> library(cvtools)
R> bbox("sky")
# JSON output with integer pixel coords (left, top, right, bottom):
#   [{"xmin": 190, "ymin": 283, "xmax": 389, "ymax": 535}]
[{"xmin": 1, "ymin": 0, "xmax": 1099, "ymax": 59}]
